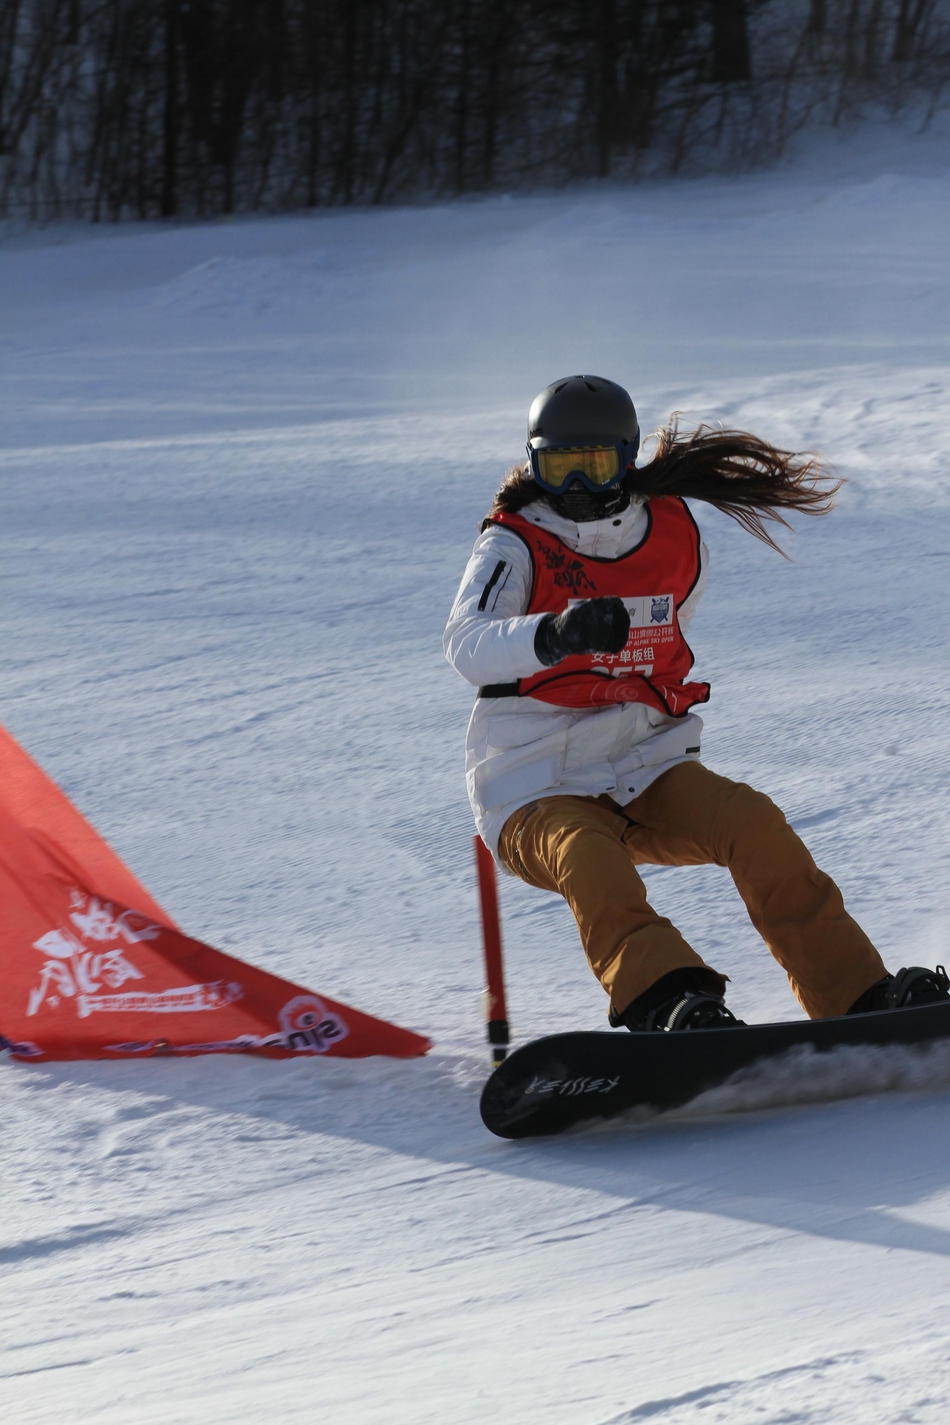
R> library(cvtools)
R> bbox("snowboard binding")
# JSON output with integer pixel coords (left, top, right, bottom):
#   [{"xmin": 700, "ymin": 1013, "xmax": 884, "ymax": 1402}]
[
  {"xmin": 614, "ymin": 967, "xmax": 744, "ymax": 1033},
  {"xmin": 656, "ymin": 991, "xmax": 744, "ymax": 1032},
  {"xmin": 848, "ymin": 964, "xmax": 950, "ymax": 1015},
  {"xmin": 885, "ymin": 964, "xmax": 950, "ymax": 1010}
]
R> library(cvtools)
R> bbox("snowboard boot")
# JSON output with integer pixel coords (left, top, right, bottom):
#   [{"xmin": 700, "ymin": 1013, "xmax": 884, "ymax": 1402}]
[
  {"xmin": 613, "ymin": 967, "xmax": 745, "ymax": 1033},
  {"xmin": 847, "ymin": 964, "xmax": 950, "ymax": 1015}
]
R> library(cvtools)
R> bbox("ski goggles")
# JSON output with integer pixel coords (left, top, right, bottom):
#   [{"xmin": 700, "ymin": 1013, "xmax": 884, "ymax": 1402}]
[{"xmin": 528, "ymin": 442, "xmax": 636, "ymax": 494}]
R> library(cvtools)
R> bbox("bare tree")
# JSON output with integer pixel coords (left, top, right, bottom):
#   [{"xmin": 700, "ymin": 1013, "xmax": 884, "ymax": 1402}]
[
  {"xmin": 1, "ymin": 0, "xmax": 948, "ymax": 221},
  {"xmin": 711, "ymin": 0, "xmax": 753, "ymax": 82},
  {"xmin": 893, "ymin": 0, "xmax": 935, "ymax": 59}
]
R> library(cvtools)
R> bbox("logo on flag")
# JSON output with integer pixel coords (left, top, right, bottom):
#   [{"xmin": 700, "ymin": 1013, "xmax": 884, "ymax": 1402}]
[
  {"xmin": 277, "ymin": 993, "xmax": 349, "ymax": 1053},
  {"xmin": 26, "ymin": 892, "xmax": 244, "ymax": 1021},
  {"xmin": 0, "ymin": 722, "xmax": 432, "ymax": 1061}
]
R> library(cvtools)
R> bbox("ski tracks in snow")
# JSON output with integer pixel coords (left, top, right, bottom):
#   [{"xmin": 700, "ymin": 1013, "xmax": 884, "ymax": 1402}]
[{"xmin": 5, "ymin": 123, "xmax": 950, "ymax": 1420}]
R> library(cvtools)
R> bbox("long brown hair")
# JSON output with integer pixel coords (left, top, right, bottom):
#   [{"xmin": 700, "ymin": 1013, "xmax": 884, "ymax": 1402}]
[{"xmin": 485, "ymin": 418, "xmax": 841, "ymax": 555}]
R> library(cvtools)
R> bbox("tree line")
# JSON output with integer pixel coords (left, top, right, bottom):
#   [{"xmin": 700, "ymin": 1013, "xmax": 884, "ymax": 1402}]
[{"xmin": 0, "ymin": 0, "xmax": 947, "ymax": 221}]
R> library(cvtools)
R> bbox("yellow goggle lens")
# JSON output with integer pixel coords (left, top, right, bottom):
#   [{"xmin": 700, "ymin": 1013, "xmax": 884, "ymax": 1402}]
[{"xmin": 536, "ymin": 447, "xmax": 621, "ymax": 489}]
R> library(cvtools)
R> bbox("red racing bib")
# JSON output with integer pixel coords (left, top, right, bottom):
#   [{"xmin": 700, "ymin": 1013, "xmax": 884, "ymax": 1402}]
[{"xmin": 490, "ymin": 498, "xmax": 710, "ymax": 716}]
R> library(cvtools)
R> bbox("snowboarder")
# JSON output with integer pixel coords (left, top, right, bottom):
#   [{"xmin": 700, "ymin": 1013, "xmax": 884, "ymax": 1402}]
[{"xmin": 445, "ymin": 375, "xmax": 950, "ymax": 1032}]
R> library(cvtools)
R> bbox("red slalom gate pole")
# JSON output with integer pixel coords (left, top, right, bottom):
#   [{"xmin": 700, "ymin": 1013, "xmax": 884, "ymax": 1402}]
[{"xmin": 474, "ymin": 835, "xmax": 509, "ymax": 1066}]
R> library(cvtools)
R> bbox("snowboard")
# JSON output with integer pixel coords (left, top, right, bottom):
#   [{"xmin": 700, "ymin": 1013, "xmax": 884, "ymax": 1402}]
[{"xmin": 479, "ymin": 1000, "xmax": 950, "ymax": 1139}]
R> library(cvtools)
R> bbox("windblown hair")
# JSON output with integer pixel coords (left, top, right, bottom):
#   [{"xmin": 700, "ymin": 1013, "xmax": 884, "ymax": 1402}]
[{"xmin": 485, "ymin": 418, "xmax": 841, "ymax": 555}]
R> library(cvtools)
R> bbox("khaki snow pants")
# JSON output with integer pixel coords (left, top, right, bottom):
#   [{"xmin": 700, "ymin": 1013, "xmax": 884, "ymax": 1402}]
[{"xmin": 497, "ymin": 761, "xmax": 887, "ymax": 1021}]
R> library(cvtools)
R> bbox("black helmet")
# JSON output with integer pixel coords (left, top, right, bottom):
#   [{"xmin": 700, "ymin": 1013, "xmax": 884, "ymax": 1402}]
[{"xmin": 527, "ymin": 375, "xmax": 639, "ymax": 453}]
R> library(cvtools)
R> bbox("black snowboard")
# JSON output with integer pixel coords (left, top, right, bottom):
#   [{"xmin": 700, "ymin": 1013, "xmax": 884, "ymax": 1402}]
[{"xmin": 480, "ymin": 1001, "xmax": 950, "ymax": 1139}]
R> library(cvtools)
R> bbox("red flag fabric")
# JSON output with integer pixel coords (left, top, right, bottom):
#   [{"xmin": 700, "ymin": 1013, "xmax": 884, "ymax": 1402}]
[{"xmin": 0, "ymin": 726, "xmax": 431, "ymax": 1061}]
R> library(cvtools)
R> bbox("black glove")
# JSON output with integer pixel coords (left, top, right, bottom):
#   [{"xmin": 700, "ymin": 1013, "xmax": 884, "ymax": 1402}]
[{"xmin": 534, "ymin": 597, "xmax": 631, "ymax": 668}]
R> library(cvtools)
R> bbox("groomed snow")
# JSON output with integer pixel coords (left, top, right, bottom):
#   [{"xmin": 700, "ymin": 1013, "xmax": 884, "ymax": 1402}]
[{"xmin": 3, "ymin": 119, "xmax": 950, "ymax": 1422}]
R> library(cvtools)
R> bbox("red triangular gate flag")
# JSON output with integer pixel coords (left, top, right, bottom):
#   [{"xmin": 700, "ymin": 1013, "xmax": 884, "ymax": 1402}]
[{"xmin": 0, "ymin": 725, "xmax": 431, "ymax": 1061}]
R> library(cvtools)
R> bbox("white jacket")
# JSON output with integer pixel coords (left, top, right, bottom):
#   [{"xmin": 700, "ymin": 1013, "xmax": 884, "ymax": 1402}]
[{"xmin": 443, "ymin": 495, "xmax": 709, "ymax": 858}]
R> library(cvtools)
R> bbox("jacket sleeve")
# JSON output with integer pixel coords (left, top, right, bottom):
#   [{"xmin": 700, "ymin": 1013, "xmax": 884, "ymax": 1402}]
[
  {"xmin": 678, "ymin": 539, "xmax": 709, "ymax": 633},
  {"xmin": 443, "ymin": 526, "xmax": 549, "ymax": 687}
]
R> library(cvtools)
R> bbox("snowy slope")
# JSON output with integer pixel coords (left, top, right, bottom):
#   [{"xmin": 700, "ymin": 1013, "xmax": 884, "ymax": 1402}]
[{"xmin": 4, "ymin": 120, "xmax": 950, "ymax": 1422}]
